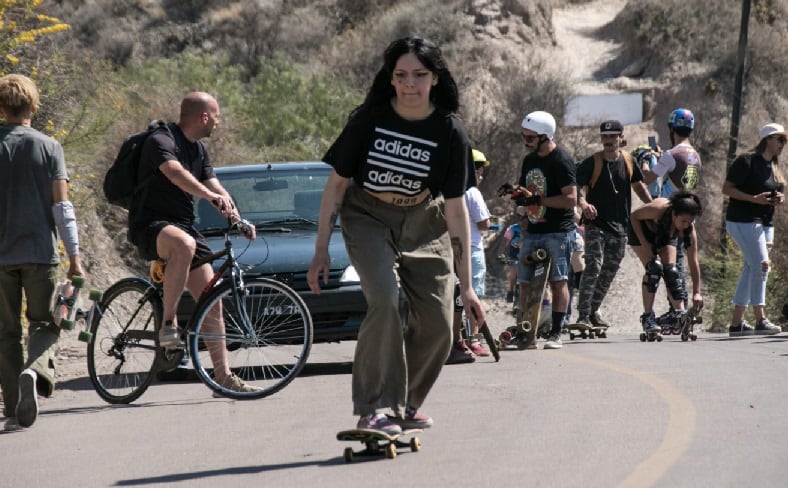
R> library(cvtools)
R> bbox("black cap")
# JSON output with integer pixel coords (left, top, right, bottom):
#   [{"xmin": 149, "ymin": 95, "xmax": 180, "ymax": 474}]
[{"xmin": 600, "ymin": 120, "xmax": 624, "ymax": 135}]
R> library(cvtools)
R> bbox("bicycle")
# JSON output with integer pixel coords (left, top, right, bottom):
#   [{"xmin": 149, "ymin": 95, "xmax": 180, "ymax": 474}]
[{"xmin": 84, "ymin": 218, "xmax": 313, "ymax": 404}]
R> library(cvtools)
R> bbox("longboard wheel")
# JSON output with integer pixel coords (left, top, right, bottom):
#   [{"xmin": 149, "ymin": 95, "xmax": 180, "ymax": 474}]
[
  {"xmin": 343, "ymin": 447, "xmax": 354, "ymax": 462},
  {"xmin": 78, "ymin": 330, "xmax": 93, "ymax": 343},
  {"xmin": 569, "ymin": 332, "xmax": 575, "ymax": 340},
  {"xmin": 89, "ymin": 289, "xmax": 103, "ymax": 301},
  {"xmin": 640, "ymin": 333, "xmax": 646, "ymax": 342},
  {"xmin": 71, "ymin": 276, "xmax": 85, "ymax": 288},
  {"xmin": 385, "ymin": 443, "xmax": 397, "ymax": 459},
  {"xmin": 410, "ymin": 437, "xmax": 421, "ymax": 452},
  {"xmin": 656, "ymin": 335, "xmax": 663, "ymax": 342},
  {"xmin": 690, "ymin": 334, "xmax": 697, "ymax": 341},
  {"xmin": 60, "ymin": 319, "xmax": 75, "ymax": 331}
]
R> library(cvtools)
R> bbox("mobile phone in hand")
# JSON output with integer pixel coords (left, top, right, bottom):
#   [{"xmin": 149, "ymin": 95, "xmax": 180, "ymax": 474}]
[{"xmin": 648, "ymin": 136, "xmax": 657, "ymax": 151}]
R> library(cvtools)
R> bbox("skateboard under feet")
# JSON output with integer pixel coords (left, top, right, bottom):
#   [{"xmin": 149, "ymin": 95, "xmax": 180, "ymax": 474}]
[
  {"xmin": 565, "ymin": 323, "xmax": 608, "ymax": 340},
  {"xmin": 337, "ymin": 428, "xmax": 422, "ymax": 461},
  {"xmin": 639, "ymin": 329, "xmax": 663, "ymax": 342}
]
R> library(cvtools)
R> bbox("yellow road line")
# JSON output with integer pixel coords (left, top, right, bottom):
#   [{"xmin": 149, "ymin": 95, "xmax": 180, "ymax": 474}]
[{"xmin": 561, "ymin": 352, "xmax": 697, "ymax": 488}]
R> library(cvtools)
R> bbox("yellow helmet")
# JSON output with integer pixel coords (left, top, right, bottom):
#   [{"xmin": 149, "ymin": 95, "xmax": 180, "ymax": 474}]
[{"xmin": 472, "ymin": 149, "xmax": 490, "ymax": 167}]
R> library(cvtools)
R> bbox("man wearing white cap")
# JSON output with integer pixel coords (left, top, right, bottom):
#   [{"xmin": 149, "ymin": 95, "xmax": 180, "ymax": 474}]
[
  {"xmin": 723, "ymin": 123, "xmax": 786, "ymax": 336},
  {"xmin": 516, "ymin": 111, "xmax": 577, "ymax": 349}
]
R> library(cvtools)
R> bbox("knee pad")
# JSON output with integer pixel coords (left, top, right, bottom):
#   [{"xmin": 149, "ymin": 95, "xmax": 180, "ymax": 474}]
[
  {"xmin": 642, "ymin": 259, "xmax": 662, "ymax": 293},
  {"xmin": 663, "ymin": 264, "xmax": 687, "ymax": 302}
]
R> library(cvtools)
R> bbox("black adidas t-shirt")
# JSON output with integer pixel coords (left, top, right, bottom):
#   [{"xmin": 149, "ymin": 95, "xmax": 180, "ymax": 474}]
[
  {"xmin": 133, "ymin": 123, "xmax": 215, "ymax": 226},
  {"xmin": 323, "ymin": 105, "xmax": 473, "ymax": 199},
  {"xmin": 576, "ymin": 152, "xmax": 645, "ymax": 236},
  {"xmin": 518, "ymin": 146, "xmax": 576, "ymax": 233},
  {"xmin": 725, "ymin": 153, "xmax": 781, "ymax": 226}
]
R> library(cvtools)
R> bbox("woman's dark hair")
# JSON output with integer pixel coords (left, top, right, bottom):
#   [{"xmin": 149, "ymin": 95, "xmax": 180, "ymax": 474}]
[
  {"xmin": 351, "ymin": 36, "xmax": 460, "ymax": 117},
  {"xmin": 753, "ymin": 137, "xmax": 785, "ymax": 185},
  {"xmin": 669, "ymin": 190, "xmax": 703, "ymax": 217}
]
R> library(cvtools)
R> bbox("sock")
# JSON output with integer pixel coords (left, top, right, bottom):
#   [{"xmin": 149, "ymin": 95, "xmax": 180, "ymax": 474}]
[{"xmin": 552, "ymin": 311, "xmax": 566, "ymax": 335}]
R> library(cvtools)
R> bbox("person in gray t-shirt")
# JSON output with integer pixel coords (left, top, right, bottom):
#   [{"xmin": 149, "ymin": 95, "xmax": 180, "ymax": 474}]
[{"xmin": 0, "ymin": 74, "xmax": 84, "ymax": 432}]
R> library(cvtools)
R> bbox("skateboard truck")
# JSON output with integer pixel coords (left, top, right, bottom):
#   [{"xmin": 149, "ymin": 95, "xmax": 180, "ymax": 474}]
[{"xmin": 51, "ymin": 276, "xmax": 102, "ymax": 342}]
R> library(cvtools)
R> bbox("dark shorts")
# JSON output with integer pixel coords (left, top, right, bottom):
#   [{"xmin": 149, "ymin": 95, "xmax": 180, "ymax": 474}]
[
  {"xmin": 130, "ymin": 220, "xmax": 212, "ymax": 262},
  {"xmin": 627, "ymin": 224, "xmax": 679, "ymax": 251}
]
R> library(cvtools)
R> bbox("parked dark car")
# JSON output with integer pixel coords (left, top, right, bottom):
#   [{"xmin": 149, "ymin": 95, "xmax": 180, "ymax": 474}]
[{"xmin": 176, "ymin": 162, "xmax": 366, "ymax": 342}]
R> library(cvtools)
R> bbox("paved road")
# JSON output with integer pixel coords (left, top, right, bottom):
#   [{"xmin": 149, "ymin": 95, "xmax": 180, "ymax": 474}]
[{"xmin": 3, "ymin": 332, "xmax": 788, "ymax": 487}]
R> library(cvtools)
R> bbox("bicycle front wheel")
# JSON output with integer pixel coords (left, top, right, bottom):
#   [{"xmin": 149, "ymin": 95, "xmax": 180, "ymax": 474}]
[
  {"xmin": 189, "ymin": 277, "xmax": 313, "ymax": 399},
  {"xmin": 87, "ymin": 277, "xmax": 161, "ymax": 404}
]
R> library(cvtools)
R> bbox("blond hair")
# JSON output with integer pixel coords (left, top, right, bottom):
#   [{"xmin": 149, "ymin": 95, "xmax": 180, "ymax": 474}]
[{"xmin": 0, "ymin": 74, "xmax": 39, "ymax": 118}]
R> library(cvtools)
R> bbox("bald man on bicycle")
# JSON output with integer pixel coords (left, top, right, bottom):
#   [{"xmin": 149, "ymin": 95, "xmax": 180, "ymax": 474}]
[{"xmin": 127, "ymin": 91, "xmax": 259, "ymax": 394}]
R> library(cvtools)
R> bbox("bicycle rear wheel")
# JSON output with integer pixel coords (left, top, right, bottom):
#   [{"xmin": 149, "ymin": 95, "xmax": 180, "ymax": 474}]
[
  {"xmin": 189, "ymin": 276, "xmax": 313, "ymax": 399},
  {"xmin": 87, "ymin": 277, "xmax": 161, "ymax": 404}
]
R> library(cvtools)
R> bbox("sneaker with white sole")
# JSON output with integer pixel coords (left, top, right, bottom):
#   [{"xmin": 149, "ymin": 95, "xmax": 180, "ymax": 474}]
[
  {"xmin": 357, "ymin": 413, "xmax": 402, "ymax": 436},
  {"xmin": 729, "ymin": 320, "xmax": 755, "ymax": 337},
  {"xmin": 212, "ymin": 374, "xmax": 264, "ymax": 398},
  {"xmin": 158, "ymin": 321, "xmax": 183, "ymax": 350},
  {"xmin": 390, "ymin": 406, "xmax": 433, "ymax": 429},
  {"xmin": 544, "ymin": 333, "xmax": 563, "ymax": 350},
  {"xmin": 755, "ymin": 318, "xmax": 781, "ymax": 335},
  {"xmin": 16, "ymin": 369, "xmax": 39, "ymax": 428}
]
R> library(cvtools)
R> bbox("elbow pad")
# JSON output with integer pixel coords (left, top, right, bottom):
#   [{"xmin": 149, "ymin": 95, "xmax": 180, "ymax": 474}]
[{"xmin": 52, "ymin": 201, "xmax": 79, "ymax": 256}]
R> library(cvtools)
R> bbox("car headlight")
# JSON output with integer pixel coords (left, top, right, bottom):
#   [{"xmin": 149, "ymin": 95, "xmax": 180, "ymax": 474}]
[{"xmin": 340, "ymin": 265, "xmax": 360, "ymax": 283}]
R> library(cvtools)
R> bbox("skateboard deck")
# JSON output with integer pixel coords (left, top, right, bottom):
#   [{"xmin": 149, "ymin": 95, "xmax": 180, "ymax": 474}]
[
  {"xmin": 337, "ymin": 428, "xmax": 422, "ymax": 461},
  {"xmin": 639, "ymin": 329, "xmax": 663, "ymax": 342},
  {"xmin": 517, "ymin": 248, "xmax": 551, "ymax": 350},
  {"xmin": 565, "ymin": 322, "xmax": 607, "ymax": 340},
  {"xmin": 478, "ymin": 321, "xmax": 500, "ymax": 362}
]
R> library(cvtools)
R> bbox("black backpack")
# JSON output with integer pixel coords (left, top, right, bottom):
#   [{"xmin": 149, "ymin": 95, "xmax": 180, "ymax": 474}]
[{"xmin": 103, "ymin": 120, "xmax": 173, "ymax": 209}]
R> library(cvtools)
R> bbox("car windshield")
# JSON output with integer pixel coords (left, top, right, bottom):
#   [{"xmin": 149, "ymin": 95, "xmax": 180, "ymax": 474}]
[{"xmin": 194, "ymin": 165, "xmax": 334, "ymax": 232}]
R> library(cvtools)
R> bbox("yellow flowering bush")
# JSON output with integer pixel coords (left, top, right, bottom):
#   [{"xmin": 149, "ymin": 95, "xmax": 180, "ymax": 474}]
[{"xmin": 0, "ymin": 0, "xmax": 69, "ymax": 73}]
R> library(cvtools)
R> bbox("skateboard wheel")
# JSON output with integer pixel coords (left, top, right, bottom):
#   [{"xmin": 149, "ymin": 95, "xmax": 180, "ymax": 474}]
[
  {"xmin": 690, "ymin": 334, "xmax": 697, "ymax": 341},
  {"xmin": 71, "ymin": 276, "xmax": 85, "ymax": 288},
  {"xmin": 89, "ymin": 289, "xmax": 103, "ymax": 301},
  {"xmin": 343, "ymin": 447, "xmax": 354, "ymax": 462},
  {"xmin": 410, "ymin": 437, "xmax": 421, "ymax": 452},
  {"xmin": 640, "ymin": 333, "xmax": 646, "ymax": 342},
  {"xmin": 656, "ymin": 335, "xmax": 663, "ymax": 342},
  {"xmin": 569, "ymin": 332, "xmax": 575, "ymax": 340},
  {"xmin": 60, "ymin": 319, "xmax": 75, "ymax": 330},
  {"xmin": 681, "ymin": 334, "xmax": 688, "ymax": 342},
  {"xmin": 499, "ymin": 330, "xmax": 512, "ymax": 344},
  {"xmin": 385, "ymin": 443, "xmax": 397, "ymax": 459},
  {"xmin": 78, "ymin": 330, "xmax": 93, "ymax": 343}
]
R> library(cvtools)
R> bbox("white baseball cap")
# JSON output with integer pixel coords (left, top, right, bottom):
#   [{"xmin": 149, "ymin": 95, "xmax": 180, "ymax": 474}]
[{"xmin": 759, "ymin": 123, "xmax": 787, "ymax": 140}]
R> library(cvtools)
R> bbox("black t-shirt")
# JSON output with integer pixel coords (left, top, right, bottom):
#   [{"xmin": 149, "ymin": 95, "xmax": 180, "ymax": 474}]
[
  {"xmin": 576, "ymin": 152, "xmax": 645, "ymax": 236},
  {"xmin": 725, "ymin": 153, "xmax": 780, "ymax": 226},
  {"xmin": 132, "ymin": 123, "xmax": 215, "ymax": 226},
  {"xmin": 323, "ymin": 104, "xmax": 473, "ymax": 199},
  {"xmin": 517, "ymin": 146, "xmax": 576, "ymax": 233}
]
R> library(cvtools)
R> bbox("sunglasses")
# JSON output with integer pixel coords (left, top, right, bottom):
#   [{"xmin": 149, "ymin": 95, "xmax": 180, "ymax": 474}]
[
  {"xmin": 770, "ymin": 135, "xmax": 787, "ymax": 144},
  {"xmin": 520, "ymin": 133, "xmax": 539, "ymax": 143}
]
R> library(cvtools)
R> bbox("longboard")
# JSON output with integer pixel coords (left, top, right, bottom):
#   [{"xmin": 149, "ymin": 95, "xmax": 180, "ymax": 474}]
[
  {"xmin": 518, "ymin": 248, "xmax": 550, "ymax": 350},
  {"xmin": 565, "ymin": 322, "xmax": 607, "ymax": 340},
  {"xmin": 337, "ymin": 428, "xmax": 422, "ymax": 461}
]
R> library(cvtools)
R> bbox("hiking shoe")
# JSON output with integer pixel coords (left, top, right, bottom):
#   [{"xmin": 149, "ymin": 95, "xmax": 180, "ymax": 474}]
[
  {"xmin": 506, "ymin": 290, "xmax": 514, "ymax": 303},
  {"xmin": 212, "ymin": 374, "xmax": 264, "ymax": 398},
  {"xmin": 445, "ymin": 340, "xmax": 475, "ymax": 364},
  {"xmin": 641, "ymin": 312, "xmax": 660, "ymax": 332},
  {"xmin": 729, "ymin": 321, "xmax": 755, "ymax": 337},
  {"xmin": 755, "ymin": 318, "xmax": 781, "ymax": 335},
  {"xmin": 16, "ymin": 369, "xmax": 39, "ymax": 428},
  {"xmin": 158, "ymin": 321, "xmax": 183, "ymax": 350},
  {"xmin": 590, "ymin": 311, "xmax": 610, "ymax": 328},
  {"xmin": 544, "ymin": 333, "xmax": 563, "ymax": 350},
  {"xmin": 4, "ymin": 417, "xmax": 24, "ymax": 432},
  {"xmin": 391, "ymin": 406, "xmax": 433, "ymax": 429},
  {"xmin": 468, "ymin": 337, "xmax": 491, "ymax": 357},
  {"xmin": 357, "ymin": 413, "xmax": 402, "ymax": 436}
]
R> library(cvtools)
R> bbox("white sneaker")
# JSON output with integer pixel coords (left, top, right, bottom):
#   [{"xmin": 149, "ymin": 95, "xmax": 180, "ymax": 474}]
[
  {"xmin": 16, "ymin": 369, "xmax": 39, "ymax": 428},
  {"xmin": 544, "ymin": 333, "xmax": 563, "ymax": 350}
]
